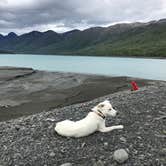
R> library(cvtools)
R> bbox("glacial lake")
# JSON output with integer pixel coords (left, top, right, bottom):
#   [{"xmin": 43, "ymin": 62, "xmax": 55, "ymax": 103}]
[{"xmin": 0, "ymin": 54, "xmax": 166, "ymax": 81}]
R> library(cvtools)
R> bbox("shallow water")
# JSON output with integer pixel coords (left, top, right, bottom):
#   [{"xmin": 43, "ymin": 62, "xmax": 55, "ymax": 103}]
[{"xmin": 0, "ymin": 54, "xmax": 166, "ymax": 80}]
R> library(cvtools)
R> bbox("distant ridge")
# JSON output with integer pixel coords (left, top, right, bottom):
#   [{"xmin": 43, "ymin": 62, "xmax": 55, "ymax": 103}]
[
  {"xmin": 0, "ymin": 50, "xmax": 14, "ymax": 54},
  {"xmin": 0, "ymin": 18, "xmax": 166, "ymax": 57}
]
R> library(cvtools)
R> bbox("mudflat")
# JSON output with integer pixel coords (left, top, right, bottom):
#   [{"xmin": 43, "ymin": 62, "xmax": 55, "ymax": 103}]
[{"xmin": 0, "ymin": 67, "xmax": 152, "ymax": 121}]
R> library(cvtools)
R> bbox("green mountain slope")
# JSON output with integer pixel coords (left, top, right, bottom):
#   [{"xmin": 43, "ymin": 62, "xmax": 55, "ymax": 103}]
[
  {"xmin": 75, "ymin": 21, "xmax": 166, "ymax": 57},
  {"xmin": 0, "ymin": 19, "xmax": 166, "ymax": 57}
]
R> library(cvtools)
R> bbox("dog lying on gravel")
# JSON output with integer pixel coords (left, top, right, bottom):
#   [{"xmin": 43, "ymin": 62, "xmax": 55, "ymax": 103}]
[{"xmin": 55, "ymin": 100, "xmax": 123, "ymax": 137}]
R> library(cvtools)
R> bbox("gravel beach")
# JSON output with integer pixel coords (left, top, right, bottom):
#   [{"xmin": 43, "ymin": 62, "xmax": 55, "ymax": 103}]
[{"xmin": 0, "ymin": 67, "xmax": 165, "ymax": 165}]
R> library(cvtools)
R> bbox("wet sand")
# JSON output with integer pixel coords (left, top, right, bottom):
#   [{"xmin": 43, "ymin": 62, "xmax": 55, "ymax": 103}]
[{"xmin": 0, "ymin": 67, "xmax": 154, "ymax": 122}]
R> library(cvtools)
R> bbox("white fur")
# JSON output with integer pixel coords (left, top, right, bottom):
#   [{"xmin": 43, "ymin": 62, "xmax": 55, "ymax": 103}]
[{"xmin": 55, "ymin": 100, "xmax": 123, "ymax": 138}]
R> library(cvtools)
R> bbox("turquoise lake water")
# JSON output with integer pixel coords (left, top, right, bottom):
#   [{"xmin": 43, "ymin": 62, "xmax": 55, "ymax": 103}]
[{"xmin": 0, "ymin": 54, "xmax": 166, "ymax": 81}]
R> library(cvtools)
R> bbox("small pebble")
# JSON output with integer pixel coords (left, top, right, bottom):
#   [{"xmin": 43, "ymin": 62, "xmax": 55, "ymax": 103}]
[
  {"xmin": 49, "ymin": 152, "xmax": 55, "ymax": 157},
  {"xmin": 100, "ymin": 137, "xmax": 104, "ymax": 141},
  {"xmin": 93, "ymin": 160, "xmax": 104, "ymax": 166},
  {"xmin": 15, "ymin": 125, "xmax": 20, "ymax": 131},
  {"xmin": 104, "ymin": 142, "xmax": 108, "ymax": 146},
  {"xmin": 81, "ymin": 142, "xmax": 86, "ymax": 148},
  {"xmin": 60, "ymin": 163, "xmax": 72, "ymax": 166},
  {"xmin": 120, "ymin": 137, "xmax": 127, "ymax": 143},
  {"xmin": 138, "ymin": 154, "xmax": 145, "ymax": 160}
]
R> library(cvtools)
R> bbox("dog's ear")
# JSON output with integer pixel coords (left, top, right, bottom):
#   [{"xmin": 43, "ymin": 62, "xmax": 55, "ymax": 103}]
[
  {"xmin": 98, "ymin": 104, "xmax": 104, "ymax": 108},
  {"xmin": 91, "ymin": 106, "xmax": 97, "ymax": 111},
  {"xmin": 104, "ymin": 99, "xmax": 110, "ymax": 103}
]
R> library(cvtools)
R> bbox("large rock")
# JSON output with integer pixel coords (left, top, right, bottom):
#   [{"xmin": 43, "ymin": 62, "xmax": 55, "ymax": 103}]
[{"xmin": 113, "ymin": 149, "xmax": 129, "ymax": 163}]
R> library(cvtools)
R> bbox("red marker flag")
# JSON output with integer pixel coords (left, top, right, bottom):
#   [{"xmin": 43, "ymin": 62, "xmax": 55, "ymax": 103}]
[{"xmin": 131, "ymin": 81, "xmax": 139, "ymax": 91}]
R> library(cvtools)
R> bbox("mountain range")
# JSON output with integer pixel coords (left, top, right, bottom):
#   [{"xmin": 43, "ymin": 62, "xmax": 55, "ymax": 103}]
[{"xmin": 0, "ymin": 19, "xmax": 166, "ymax": 57}]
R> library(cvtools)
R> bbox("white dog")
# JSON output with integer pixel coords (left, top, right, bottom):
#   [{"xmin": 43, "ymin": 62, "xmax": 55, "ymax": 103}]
[{"xmin": 55, "ymin": 100, "xmax": 123, "ymax": 138}]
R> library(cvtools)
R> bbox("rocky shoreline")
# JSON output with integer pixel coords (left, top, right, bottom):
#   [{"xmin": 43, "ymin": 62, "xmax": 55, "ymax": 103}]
[{"xmin": 0, "ymin": 78, "xmax": 166, "ymax": 165}]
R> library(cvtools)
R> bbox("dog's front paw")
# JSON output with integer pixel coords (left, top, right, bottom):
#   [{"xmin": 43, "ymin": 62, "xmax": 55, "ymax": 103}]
[{"xmin": 118, "ymin": 125, "xmax": 124, "ymax": 129}]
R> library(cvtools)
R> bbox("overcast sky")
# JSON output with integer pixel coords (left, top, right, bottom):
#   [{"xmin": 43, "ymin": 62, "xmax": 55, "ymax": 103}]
[{"xmin": 0, "ymin": 0, "xmax": 166, "ymax": 35}]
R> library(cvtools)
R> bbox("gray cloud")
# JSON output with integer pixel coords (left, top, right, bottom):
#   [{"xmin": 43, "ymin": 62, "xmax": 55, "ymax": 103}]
[{"xmin": 0, "ymin": 0, "xmax": 166, "ymax": 35}]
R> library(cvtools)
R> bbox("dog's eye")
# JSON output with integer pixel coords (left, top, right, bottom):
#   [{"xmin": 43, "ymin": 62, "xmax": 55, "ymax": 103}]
[
  {"xmin": 100, "ymin": 104, "xmax": 104, "ymax": 107},
  {"xmin": 113, "ymin": 107, "xmax": 115, "ymax": 109}
]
